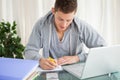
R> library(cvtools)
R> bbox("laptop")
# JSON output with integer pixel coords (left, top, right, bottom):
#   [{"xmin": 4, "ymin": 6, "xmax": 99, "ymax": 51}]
[{"xmin": 63, "ymin": 45, "xmax": 120, "ymax": 79}]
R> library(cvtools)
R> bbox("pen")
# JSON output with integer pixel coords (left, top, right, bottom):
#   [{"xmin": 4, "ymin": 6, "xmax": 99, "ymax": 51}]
[{"xmin": 48, "ymin": 57, "xmax": 55, "ymax": 63}]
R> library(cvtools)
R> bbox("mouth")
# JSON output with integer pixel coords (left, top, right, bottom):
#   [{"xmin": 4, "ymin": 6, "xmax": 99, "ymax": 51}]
[{"xmin": 60, "ymin": 26, "xmax": 65, "ymax": 29}]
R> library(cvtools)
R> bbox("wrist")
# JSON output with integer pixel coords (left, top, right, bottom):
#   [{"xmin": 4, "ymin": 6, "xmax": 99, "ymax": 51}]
[{"xmin": 75, "ymin": 56, "xmax": 80, "ymax": 62}]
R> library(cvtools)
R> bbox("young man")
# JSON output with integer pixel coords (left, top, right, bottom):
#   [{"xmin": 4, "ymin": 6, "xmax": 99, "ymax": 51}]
[{"xmin": 24, "ymin": 0, "xmax": 106, "ymax": 70}]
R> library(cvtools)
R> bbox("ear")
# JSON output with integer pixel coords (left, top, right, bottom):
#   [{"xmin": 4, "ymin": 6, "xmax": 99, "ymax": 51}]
[{"xmin": 51, "ymin": 7, "xmax": 55, "ymax": 15}]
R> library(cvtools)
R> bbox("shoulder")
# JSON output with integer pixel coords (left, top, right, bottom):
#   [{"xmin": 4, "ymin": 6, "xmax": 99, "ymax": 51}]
[
  {"xmin": 33, "ymin": 11, "xmax": 53, "ymax": 30},
  {"xmin": 73, "ymin": 17, "xmax": 93, "ymax": 32}
]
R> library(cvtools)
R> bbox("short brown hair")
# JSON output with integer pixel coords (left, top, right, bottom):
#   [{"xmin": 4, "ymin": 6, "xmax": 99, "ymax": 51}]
[{"xmin": 54, "ymin": 0, "xmax": 77, "ymax": 13}]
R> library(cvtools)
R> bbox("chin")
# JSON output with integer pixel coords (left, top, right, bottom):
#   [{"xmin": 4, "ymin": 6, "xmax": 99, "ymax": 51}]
[
  {"xmin": 58, "ymin": 27, "xmax": 67, "ymax": 32},
  {"xmin": 61, "ymin": 29, "xmax": 66, "ymax": 31}
]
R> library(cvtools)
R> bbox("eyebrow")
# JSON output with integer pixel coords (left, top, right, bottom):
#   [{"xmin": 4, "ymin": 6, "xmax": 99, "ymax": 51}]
[{"xmin": 57, "ymin": 16, "xmax": 72, "ymax": 21}]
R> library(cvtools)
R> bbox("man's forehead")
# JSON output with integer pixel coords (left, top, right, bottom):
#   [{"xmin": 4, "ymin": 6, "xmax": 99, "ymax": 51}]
[{"xmin": 55, "ymin": 11, "xmax": 75, "ymax": 20}]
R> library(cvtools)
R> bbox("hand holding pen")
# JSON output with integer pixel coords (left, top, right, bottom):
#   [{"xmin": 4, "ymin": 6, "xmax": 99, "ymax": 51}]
[{"xmin": 39, "ymin": 57, "xmax": 58, "ymax": 70}]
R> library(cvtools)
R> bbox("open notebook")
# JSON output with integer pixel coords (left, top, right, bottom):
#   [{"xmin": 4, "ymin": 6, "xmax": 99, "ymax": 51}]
[
  {"xmin": 63, "ymin": 45, "xmax": 120, "ymax": 79},
  {"xmin": 38, "ymin": 65, "xmax": 63, "ymax": 72}
]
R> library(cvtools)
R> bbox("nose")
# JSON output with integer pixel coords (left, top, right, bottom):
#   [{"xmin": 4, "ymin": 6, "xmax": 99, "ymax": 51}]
[{"xmin": 61, "ymin": 21, "xmax": 67, "ymax": 27}]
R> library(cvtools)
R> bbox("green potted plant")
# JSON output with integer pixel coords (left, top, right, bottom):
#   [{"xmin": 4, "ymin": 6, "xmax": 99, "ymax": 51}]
[{"xmin": 0, "ymin": 20, "xmax": 25, "ymax": 59}]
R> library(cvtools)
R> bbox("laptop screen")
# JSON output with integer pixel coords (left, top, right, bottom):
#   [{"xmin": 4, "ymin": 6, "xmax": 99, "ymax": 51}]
[{"xmin": 63, "ymin": 45, "xmax": 120, "ymax": 79}]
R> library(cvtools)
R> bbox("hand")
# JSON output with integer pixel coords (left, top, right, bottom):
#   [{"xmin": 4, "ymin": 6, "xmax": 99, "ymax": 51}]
[
  {"xmin": 39, "ymin": 58, "xmax": 58, "ymax": 70},
  {"xmin": 57, "ymin": 56, "xmax": 80, "ymax": 65}
]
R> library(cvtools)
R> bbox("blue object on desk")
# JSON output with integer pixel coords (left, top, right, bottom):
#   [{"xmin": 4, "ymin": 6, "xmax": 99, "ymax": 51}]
[{"xmin": 0, "ymin": 57, "xmax": 38, "ymax": 80}]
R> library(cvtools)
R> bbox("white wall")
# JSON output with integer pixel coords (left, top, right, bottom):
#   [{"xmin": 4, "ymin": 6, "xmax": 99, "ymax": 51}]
[{"xmin": 0, "ymin": 0, "xmax": 120, "ymax": 45}]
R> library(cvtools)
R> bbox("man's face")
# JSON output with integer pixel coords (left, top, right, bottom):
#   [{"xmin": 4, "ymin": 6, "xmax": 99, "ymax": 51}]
[{"xmin": 52, "ymin": 9, "xmax": 75, "ymax": 32}]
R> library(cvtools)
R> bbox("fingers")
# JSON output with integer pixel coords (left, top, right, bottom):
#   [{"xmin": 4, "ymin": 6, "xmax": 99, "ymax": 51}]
[
  {"xmin": 47, "ymin": 59, "xmax": 58, "ymax": 67},
  {"xmin": 39, "ymin": 56, "xmax": 80, "ymax": 69},
  {"xmin": 44, "ymin": 60, "xmax": 57, "ymax": 69},
  {"xmin": 57, "ymin": 56, "xmax": 80, "ymax": 65},
  {"xmin": 39, "ymin": 58, "xmax": 58, "ymax": 70},
  {"xmin": 57, "ymin": 56, "xmax": 71, "ymax": 65}
]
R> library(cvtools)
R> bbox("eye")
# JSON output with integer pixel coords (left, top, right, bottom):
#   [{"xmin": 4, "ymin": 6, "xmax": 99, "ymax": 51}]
[
  {"xmin": 58, "ymin": 18, "xmax": 63, "ymax": 21},
  {"xmin": 67, "ymin": 20, "xmax": 71, "ymax": 22}
]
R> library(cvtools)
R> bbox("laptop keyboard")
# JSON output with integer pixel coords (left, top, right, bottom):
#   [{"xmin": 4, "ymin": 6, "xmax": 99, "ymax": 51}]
[{"xmin": 63, "ymin": 63, "xmax": 85, "ymax": 78}]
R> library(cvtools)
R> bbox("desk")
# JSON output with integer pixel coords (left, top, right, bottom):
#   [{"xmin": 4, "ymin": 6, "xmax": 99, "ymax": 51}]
[{"xmin": 34, "ymin": 71, "xmax": 120, "ymax": 80}]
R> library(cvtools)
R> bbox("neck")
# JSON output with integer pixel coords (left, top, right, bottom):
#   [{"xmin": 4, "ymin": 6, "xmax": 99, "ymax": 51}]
[
  {"xmin": 56, "ymin": 29, "xmax": 64, "ymax": 34},
  {"xmin": 55, "ymin": 28, "xmax": 65, "ymax": 41}
]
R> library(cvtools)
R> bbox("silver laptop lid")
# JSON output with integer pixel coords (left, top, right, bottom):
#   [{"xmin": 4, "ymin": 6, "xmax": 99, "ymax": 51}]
[{"xmin": 81, "ymin": 45, "xmax": 120, "ymax": 79}]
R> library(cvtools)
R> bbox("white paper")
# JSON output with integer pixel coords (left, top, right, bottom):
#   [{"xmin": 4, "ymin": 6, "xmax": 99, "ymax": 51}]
[{"xmin": 38, "ymin": 65, "xmax": 63, "ymax": 72}]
